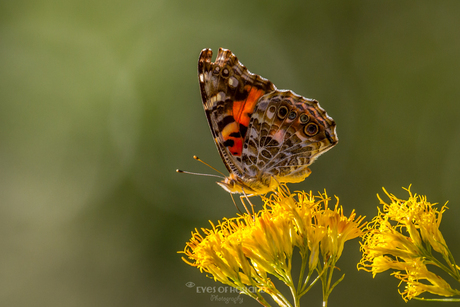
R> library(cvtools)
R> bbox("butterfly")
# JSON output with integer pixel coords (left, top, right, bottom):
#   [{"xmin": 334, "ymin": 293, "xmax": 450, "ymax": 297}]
[{"xmin": 196, "ymin": 48, "xmax": 338, "ymax": 196}]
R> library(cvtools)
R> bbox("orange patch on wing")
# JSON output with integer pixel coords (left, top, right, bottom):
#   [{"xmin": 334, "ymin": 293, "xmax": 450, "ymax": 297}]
[
  {"xmin": 233, "ymin": 86, "xmax": 266, "ymax": 127},
  {"xmin": 222, "ymin": 122, "xmax": 243, "ymax": 156},
  {"xmin": 229, "ymin": 138, "xmax": 243, "ymax": 156}
]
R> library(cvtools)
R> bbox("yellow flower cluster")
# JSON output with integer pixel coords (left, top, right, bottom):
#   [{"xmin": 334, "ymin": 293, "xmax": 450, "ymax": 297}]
[
  {"xmin": 358, "ymin": 187, "xmax": 460, "ymax": 302},
  {"xmin": 181, "ymin": 188, "xmax": 366, "ymax": 307}
]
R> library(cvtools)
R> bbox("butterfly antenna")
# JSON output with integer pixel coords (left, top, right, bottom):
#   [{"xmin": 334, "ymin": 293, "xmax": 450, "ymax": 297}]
[
  {"xmin": 193, "ymin": 155, "xmax": 226, "ymax": 176},
  {"xmin": 176, "ymin": 155, "xmax": 225, "ymax": 179},
  {"xmin": 175, "ymin": 169, "xmax": 223, "ymax": 179}
]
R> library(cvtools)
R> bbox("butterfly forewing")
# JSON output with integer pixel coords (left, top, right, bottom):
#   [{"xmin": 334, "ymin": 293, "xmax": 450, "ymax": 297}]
[{"xmin": 198, "ymin": 48, "xmax": 275, "ymax": 177}]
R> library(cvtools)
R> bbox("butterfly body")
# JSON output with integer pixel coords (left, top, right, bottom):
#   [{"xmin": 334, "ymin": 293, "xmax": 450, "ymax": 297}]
[{"xmin": 198, "ymin": 48, "xmax": 338, "ymax": 196}]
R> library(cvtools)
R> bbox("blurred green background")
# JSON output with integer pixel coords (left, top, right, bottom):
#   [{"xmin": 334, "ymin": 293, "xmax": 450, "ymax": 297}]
[{"xmin": 1, "ymin": 1, "xmax": 460, "ymax": 306}]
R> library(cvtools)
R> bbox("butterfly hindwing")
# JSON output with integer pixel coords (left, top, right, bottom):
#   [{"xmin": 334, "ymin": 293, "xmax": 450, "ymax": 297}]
[{"xmin": 242, "ymin": 91, "xmax": 337, "ymax": 187}]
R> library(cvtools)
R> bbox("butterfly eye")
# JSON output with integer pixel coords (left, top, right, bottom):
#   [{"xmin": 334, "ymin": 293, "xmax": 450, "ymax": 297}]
[
  {"xmin": 300, "ymin": 114, "xmax": 309, "ymax": 123},
  {"xmin": 277, "ymin": 106, "xmax": 288, "ymax": 119},
  {"xmin": 288, "ymin": 111, "xmax": 297, "ymax": 120},
  {"xmin": 304, "ymin": 123, "xmax": 319, "ymax": 136}
]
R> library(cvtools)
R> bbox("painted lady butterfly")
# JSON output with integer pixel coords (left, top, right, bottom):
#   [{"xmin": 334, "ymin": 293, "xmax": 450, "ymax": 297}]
[{"xmin": 197, "ymin": 48, "xmax": 338, "ymax": 196}]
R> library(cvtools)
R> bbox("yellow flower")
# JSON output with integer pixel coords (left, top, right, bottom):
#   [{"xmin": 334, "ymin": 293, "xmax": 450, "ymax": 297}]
[
  {"xmin": 316, "ymin": 201, "xmax": 366, "ymax": 260},
  {"xmin": 393, "ymin": 258, "xmax": 459, "ymax": 301},
  {"xmin": 181, "ymin": 187, "xmax": 366, "ymax": 307},
  {"xmin": 358, "ymin": 186, "xmax": 460, "ymax": 302}
]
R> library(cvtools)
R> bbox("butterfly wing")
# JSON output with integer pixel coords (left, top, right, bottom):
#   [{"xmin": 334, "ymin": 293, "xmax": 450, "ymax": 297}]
[
  {"xmin": 242, "ymin": 90, "xmax": 338, "ymax": 187},
  {"xmin": 198, "ymin": 48, "xmax": 276, "ymax": 178}
]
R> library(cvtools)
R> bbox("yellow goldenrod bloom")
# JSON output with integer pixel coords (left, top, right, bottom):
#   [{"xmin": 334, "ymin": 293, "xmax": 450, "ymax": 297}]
[
  {"xmin": 181, "ymin": 187, "xmax": 366, "ymax": 307},
  {"xmin": 358, "ymin": 186, "xmax": 460, "ymax": 302},
  {"xmin": 393, "ymin": 258, "xmax": 458, "ymax": 301},
  {"xmin": 316, "ymin": 201, "xmax": 366, "ymax": 260}
]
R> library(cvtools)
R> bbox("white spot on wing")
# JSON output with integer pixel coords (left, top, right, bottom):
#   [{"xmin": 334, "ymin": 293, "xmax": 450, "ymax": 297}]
[
  {"xmin": 228, "ymin": 76, "xmax": 238, "ymax": 88},
  {"xmin": 266, "ymin": 109, "xmax": 275, "ymax": 119}
]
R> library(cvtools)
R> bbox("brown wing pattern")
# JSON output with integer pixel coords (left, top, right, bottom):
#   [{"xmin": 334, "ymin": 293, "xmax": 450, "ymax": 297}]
[
  {"xmin": 242, "ymin": 90, "xmax": 338, "ymax": 187},
  {"xmin": 198, "ymin": 48, "xmax": 275, "ymax": 177}
]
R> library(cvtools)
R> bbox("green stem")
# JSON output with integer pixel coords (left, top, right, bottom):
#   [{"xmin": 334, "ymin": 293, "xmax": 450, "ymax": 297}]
[
  {"xmin": 425, "ymin": 254, "xmax": 460, "ymax": 282},
  {"xmin": 296, "ymin": 252, "xmax": 308, "ymax": 292},
  {"xmin": 321, "ymin": 256, "xmax": 339, "ymax": 307},
  {"xmin": 413, "ymin": 297, "xmax": 460, "ymax": 302}
]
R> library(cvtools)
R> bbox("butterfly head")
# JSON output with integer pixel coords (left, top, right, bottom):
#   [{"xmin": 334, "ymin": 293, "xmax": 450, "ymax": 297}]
[{"xmin": 216, "ymin": 174, "xmax": 246, "ymax": 194}]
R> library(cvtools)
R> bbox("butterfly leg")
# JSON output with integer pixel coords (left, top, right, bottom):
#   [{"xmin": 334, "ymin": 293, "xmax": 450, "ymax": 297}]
[
  {"xmin": 230, "ymin": 193, "xmax": 244, "ymax": 215},
  {"xmin": 240, "ymin": 188, "xmax": 256, "ymax": 217},
  {"xmin": 271, "ymin": 176, "xmax": 290, "ymax": 197}
]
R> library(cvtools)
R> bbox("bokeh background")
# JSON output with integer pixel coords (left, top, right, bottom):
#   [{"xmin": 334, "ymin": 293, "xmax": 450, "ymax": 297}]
[{"xmin": 1, "ymin": 1, "xmax": 460, "ymax": 306}]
